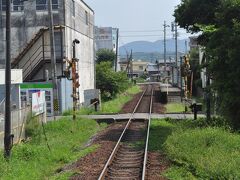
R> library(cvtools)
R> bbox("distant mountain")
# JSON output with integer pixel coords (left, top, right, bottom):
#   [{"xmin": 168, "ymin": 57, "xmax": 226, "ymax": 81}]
[{"xmin": 119, "ymin": 39, "xmax": 189, "ymax": 56}]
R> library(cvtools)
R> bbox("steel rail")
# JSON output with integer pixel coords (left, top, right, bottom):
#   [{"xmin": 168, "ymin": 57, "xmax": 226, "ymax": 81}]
[
  {"xmin": 98, "ymin": 85, "xmax": 150, "ymax": 180},
  {"xmin": 142, "ymin": 86, "xmax": 154, "ymax": 179}
]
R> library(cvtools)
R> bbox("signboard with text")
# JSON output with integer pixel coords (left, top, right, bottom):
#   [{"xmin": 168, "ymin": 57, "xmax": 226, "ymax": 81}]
[{"xmin": 32, "ymin": 91, "xmax": 46, "ymax": 116}]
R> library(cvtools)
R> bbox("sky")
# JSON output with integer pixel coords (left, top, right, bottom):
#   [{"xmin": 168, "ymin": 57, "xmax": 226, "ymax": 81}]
[{"xmin": 84, "ymin": 0, "xmax": 190, "ymax": 45}]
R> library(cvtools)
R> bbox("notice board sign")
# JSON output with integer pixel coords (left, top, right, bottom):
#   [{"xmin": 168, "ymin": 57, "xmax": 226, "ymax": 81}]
[{"xmin": 32, "ymin": 91, "xmax": 46, "ymax": 116}]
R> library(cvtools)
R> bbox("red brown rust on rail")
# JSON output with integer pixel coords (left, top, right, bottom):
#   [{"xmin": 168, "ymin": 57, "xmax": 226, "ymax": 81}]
[
  {"xmin": 64, "ymin": 84, "xmax": 169, "ymax": 179},
  {"xmin": 121, "ymin": 84, "xmax": 166, "ymax": 114},
  {"xmin": 66, "ymin": 122, "xmax": 127, "ymax": 179}
]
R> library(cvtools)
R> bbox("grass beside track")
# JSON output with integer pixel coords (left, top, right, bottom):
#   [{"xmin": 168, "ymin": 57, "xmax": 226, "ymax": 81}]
[
  {"xmin": 100, "ymin": 85, "xmax": 140, "ymax": 113},
  {"xmin": 149, "ymin": 119, "xmax": 240, "ymax": 179},
  {"xmin": 63, "ymin": 85, "xmax": 141, "ymax": 115},
  {"xmin": 0, "ymin": 117, "xmax": 107, "ymax": 179},
  {"xmin": 165, "ymin": 103, "xmax": 188, "ymax": 113}
]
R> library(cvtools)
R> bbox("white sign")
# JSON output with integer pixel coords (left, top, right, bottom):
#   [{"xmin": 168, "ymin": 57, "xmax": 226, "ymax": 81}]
[
  {"xmin": 32, "ymin": 91, "xmax": 46, "ymax": 116},
  {"xmin": 0, "ymin": 69, "xmax": 23, "ymax": 85}
]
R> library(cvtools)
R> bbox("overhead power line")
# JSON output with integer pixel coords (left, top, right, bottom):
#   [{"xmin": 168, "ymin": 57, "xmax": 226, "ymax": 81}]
[
  {"xmin": 120, "ymin": 28, "xmax": 189, "ymax": 33},
  {"xmin": 120, "ymin": 29, "xmax": 164, "ymax": 33},
  {"xmin": 120, "ymin": 35, "xmax": 166, "ymax": 37}
]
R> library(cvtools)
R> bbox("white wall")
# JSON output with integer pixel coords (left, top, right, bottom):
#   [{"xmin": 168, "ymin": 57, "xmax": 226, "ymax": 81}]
[
  {"xmin": 0, "ymin": 69, "xmax": 23, "ymax": 85},
  {"xmin": 64, "ymin": 0, "xmax": 95, "ymax": 104}
]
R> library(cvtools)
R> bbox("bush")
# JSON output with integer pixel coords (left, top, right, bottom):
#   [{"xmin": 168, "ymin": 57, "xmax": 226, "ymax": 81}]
[
  {"xmin": 156, "ymin": 117, "xmax": 237, "ymax": 178},
  {"xmin": 96, "ymin": 49, "xmax": 115, "ymax": 65},
  {"xmin": 25, "ymin": 114, "xmax": 42, "ymax": 143},
  {"xmin": 166, "ymin": 116, "xmax": 231, "ymax": 130},
  {"xmin": 96, "ymin": 62, "xmax": 130, "ymax": 101},
  {"xmin": 164, "ymin": 128, "xmax": 240, "ymax": 179}
]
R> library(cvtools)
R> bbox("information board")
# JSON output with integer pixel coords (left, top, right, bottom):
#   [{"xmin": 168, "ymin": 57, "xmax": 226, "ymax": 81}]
[{"xmin": 32, "ymin": 91, "xmax": 46, "ymax": 116}]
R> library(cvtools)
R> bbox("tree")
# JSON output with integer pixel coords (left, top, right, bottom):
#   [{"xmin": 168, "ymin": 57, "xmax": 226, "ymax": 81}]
[
  {"xmin": 189, "ymin": 48, "xmax": 201, "ymax": 96},
  {"xmin": 96, "ymin": 62, "xmax": 129, "ymax": 101},
  {"xmin": 96, "ymin": 49, "xmax": 115, "ymax": 64},
  {"xmin": 174, "ymin": 0, "xmax": 240, "ymax": 129}
]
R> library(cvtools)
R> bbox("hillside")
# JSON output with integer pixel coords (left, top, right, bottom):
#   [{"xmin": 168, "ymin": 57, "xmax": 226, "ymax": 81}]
[{"xmin": 119, "ymin": 39, "xmax": 188, "ymax": 61}]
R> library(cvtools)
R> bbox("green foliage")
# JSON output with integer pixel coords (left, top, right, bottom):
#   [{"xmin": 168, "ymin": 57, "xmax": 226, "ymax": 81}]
[
  {"xmin": 96, "ymin": 62, "xmax": 130, "ymax": 101},
  {"xmin": 174, "ymin": 0, "xmax": 220, "ymax": 33},
  {"xmin": 149, "ymin": 120, "xmax": 175, "ymax": 152},
  {"xmin": 100, "ymin": 85, "xmax": 140, "ymax": 113},
  {"xmin": 149, "ymin": 118, "xmax": 240, "ymax": 179},
  {"xmin": 165, "ymin": 128, "xmax": 240, "ymax": 179},
  {"xmin": 62, "ymin": 109, "xmax": 73, "ymax": 116},
  {"xmin": 25, "ymin": 114, "xmax": 42, "ymax": 143},
  {"xmin": 189, "ymin": 48, "xmax": 201, "ymax": 95},
  {"xmin": 166, "ymin": 116, "xmax": 231, "ymax": 130},
  {"xmin": 134, "ymin": 77, "xmax": 145, "ymax": 83},
  {"xmin": 165, "ymin": 103, "xmax": 187, "ymax": 113},
  {"xmin": 96, "ymin": 49, "xmax": 115, "ymax": 64},
  {"xmin": 164, "ymin": 166, "xmax": 196, "ymax": 180},
  {"xmin": 0, "ymin": 117, "xmax": 106, "ymax": 179},
  {"xmin": 174, "ymin": 0, "xmax": 240, "ymax": 129},
  {"xmin": 62, "ymin": 86, "xmax": 141, "ymax": 115},
  {"xmin": 63, "ymin": 107, "xmax": 96, "ymax": 116}
]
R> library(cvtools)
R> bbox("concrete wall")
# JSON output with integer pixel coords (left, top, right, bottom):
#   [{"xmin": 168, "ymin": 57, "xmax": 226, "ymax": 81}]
[
  {"xmin": 64, "ymin": 0, "xmax": 95, "ymax": 104},
  {"xmin": 0, "ymin": 84, "xmax": 21, "ymax": 113},
  {"xmin": 0, "ymin": 0, "xmax": 95, "ymax": 108},
  {"xmin": 59, "ymin": 78, "xmax": 73, "ymax": 112},
  {"xmin": 95, "ymin": 27, "xmax": 118, "ymax": 52},
  {"xmin": 0, "ymin": 0, "xmax": 65, "ymax": 67}
]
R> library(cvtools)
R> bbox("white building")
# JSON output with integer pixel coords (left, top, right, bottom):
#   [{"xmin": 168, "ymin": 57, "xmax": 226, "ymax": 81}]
[
  {"xmin": 0, "ymin": 0, "xmax": 96, "ymax": 114},
  {"xmin": 94, "ymin": 26, "xmax": 118, "ymax": 52}
]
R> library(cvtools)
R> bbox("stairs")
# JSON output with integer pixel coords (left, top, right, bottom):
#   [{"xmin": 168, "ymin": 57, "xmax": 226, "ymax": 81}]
[
  {"xmin": 11, "ymin": 26, "xmax": 64, "ymax": 81},
  {"xmin": 11, "ymin": 28, "xmax": 47, "ymax": 68}
]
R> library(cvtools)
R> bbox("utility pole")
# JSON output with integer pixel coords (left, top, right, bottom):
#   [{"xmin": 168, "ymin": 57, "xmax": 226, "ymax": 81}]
[
  {"xmin": 170, "ymin": 57, "xmax": 174, "ymax": 85},
  {"xmin": 175, "ymin": 22, "xmax": 178, "ymax": 87},
  {"xmin": 206, "ymin": 67, "xmax": 211, "ymax": 122},
  {"xmin": 171, "ymin": 22, "xmax": 178, "ymax": 87},
  {"xmin": 125, "ymin": 53, "xmax": 130, "ymax": 77},
  {"xmin": 4, "ymin": 0, "xmax": 13, "ymax": 158},
  {"xmin": 163, "ymin": 21, "xmax": 167, "ymax": 75},
  {"xmin": 130, "ymin": 49, "xmax": 133, "ymax": 81},
  {"xmin": 185, "ymin": 40, "xmax": 188, "ymax": 54},
  {"xmin": 115, "ymin": 28, "xmax": 119, "ymax": 72},
  {"xmin": 48, "ymin": 0, "xmax": 59, "ymax": 116},
  {"xmin": 180, "ymin": 56, "xmax": 183, "ymax": 102}
]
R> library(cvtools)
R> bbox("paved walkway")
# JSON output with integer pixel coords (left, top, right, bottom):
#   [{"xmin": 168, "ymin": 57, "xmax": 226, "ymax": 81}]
[{"xmin": 80, "ymin": 113, "xmax": 205, "ymax": 120}]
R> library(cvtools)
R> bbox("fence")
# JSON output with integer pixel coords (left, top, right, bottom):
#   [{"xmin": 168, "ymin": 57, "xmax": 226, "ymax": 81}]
[{"xmin": 0, "ymin": 106, "xmax": 31, "ymax": 149}]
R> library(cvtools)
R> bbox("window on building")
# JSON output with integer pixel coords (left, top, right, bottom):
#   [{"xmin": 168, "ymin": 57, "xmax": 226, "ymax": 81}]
[
  {"xmin": 85, "ymin": 11, "xmax": 88, "ymax": 25},
  {"xmin": 36, "ymin": 0, "xmax": 58, "ymax": 11},
  {"xmin": 52, "ymin": 0, "xmax": 58, "ymax": 9},
  {"xmin": 1, "ymin": 0, "xmax": 6, "ymax": 11},
  {"xmin": 13, "ymin": 0, "xmax": 24, "ymax": 11},
  {"xmin": 139, "ymin": 66, "xmax": 144, "ymax": 70},
  {"xmin": 71, "ymin": 0, "xmax": 75, "ymax": 17},
  {"xmin": 36, "ymin": 0, "xmax": 47, "ymax": 10}
]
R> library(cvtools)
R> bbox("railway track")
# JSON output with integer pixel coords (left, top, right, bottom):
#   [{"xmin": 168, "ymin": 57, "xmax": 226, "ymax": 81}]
[{"xmin": 98, "ymin": 85, "xmax": 153, "ymax": 180}]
